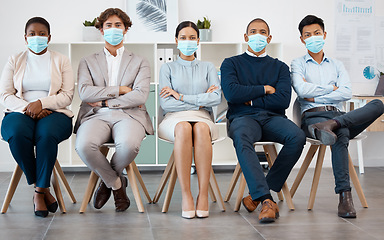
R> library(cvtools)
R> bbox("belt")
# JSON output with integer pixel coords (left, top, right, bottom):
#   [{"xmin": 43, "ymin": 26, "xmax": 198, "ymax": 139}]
[{"xmin": 304, "ymin": 106, "xmax": 338, "ymax": 114}]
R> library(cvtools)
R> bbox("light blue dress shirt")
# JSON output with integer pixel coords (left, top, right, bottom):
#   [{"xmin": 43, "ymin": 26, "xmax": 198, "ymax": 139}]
[
  {"xmin": 291, "ymin": 53, "xmax": 352, "ymax": 114},
  {"xmin": 159, "ymin": 56, "xmax": 221, "ymax": 115}
]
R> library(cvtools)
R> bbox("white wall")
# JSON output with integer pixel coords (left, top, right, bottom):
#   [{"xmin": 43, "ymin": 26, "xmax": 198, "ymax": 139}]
[{"xmin": 0, "ymin": 0, "xmax": 383, "ymax": 171}]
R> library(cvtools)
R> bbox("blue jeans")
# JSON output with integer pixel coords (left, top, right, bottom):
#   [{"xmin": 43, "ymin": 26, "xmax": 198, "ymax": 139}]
[
  {"xmin": 228, "ymin": 112, "xmax": 306, "ymax": 200},
  {"xmin": 1, "ymin": 112, "xmax": 72, "ymax": 188},
  {"xmin": 301, "ymin": 99, "xmax": 384, "ymax": 194}
]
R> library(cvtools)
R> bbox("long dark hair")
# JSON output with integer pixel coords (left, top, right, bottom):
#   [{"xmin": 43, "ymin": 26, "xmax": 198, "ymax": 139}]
[
  {"xmin": 175, "ymin": 21, "xmax": 199, "ymax": 57},
  {"xmin": 175, "ymin": 21, "xmax": 199, "ymax": 38}
]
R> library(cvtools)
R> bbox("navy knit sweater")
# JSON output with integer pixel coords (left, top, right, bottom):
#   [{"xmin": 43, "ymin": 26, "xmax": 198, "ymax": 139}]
[{"xmin": 220, "ymin": 53, "xmax": 291, "ymax": 121}]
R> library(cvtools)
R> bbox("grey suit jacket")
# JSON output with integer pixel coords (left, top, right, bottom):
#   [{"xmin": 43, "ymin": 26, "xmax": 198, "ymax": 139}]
[{"xmin": 74, "ymin": 49, "xmax": 154, "ymax": 135}]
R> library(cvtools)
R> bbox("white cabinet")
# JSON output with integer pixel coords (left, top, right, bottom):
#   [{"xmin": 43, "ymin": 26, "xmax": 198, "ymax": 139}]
[{"xmin": 49, "ymin": 42, "xmax": 282, "ymax": 167}]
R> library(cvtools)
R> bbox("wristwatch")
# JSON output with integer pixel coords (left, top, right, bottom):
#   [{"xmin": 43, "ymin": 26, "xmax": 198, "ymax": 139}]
[{"xmin": 101, "ymin": 100, "xmax": 107, "ymax": 107}]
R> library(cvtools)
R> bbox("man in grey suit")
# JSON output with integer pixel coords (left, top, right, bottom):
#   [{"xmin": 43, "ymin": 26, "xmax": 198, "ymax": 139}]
[{"xmin": 74, "ymin": 8, "xmax": 154, "ymax": 212}]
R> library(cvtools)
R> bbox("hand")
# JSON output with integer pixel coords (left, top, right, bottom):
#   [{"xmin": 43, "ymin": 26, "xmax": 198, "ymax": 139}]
[
  {"xmin": 119, "ymin": 86, "xmax": 132, "ymax": 95},
  {"xmin": 206, "ymin": 85, "xmax": 219, "ymax": 93},
  {"xmin": 333, "ymin": 85, "xmax": 339, "ymax": 91},
  {"xmin": 244, "ymin": 101, "xmax": 252, "ymax": 106},
  {"xmin": 159, "ymin": 86, "xmax": 180, "ymax": 100},
  {"xmin": 304, "ymin": 98, "xmax": 314, "ymax": 102},
  {"xmin": 264, "ymin": 85, "xmax": 276, "ymax": 94},
  {"xmin": 87, "ymin": 101, "xmax": 102, "ymax": 107},
  {"xmin": 36, "ymin": 109, "xmax": 52, "ymax": 120},
  {"xmin": 23, "ymin": 100, "xmax": 42, "ymax": 119}
]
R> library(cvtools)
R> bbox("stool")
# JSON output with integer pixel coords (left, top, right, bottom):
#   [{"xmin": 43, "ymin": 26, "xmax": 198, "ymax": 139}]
[
  {"xmin": 79, "ymin": 143, "xmax": 152, "ymax": 213},
  {"xmin": 224, "ymin": 142, "xmax": 295, "ymax": 211}
]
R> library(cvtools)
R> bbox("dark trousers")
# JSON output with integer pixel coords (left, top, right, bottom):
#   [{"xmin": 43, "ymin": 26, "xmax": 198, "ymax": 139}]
[
  {"xmin": 1, "ymin": 112, "xmax": 72, "ymax": 188},
  {"xmin": 228, "ymin": 112, "xmax": 306, "ymax": 200},
  {"xmin": 301, "ymin": 99, "xmax": 384, "ymax": 194}
]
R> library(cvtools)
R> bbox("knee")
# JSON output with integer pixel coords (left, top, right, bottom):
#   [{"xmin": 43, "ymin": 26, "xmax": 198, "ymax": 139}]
[
  {"xmin": 174, "ymin": 122, "xmax": 192, "ymax": 139},
  {"xmin": 293, "ymin": 129, "xmax": 306, "ymax": 147},
  {"xmin": 75, "ymin": 138, "xmax": 98, "ymax": 156},
  {"xmin": 116, "ymin": 139, "xmax": 141, "ymax": 155},
  {"xmin": 192, "ymin": 122, "xmax": 210, "ymax": 137},
  {"xmin": 370, "ymin": 99, "xmax": 384, "ymax": 116}
]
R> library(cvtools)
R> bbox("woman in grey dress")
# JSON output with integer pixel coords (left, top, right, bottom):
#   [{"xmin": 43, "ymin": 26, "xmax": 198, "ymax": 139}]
[{"xmin": 159, "ymin": 21, "xmax": 221, "ymax": 219}]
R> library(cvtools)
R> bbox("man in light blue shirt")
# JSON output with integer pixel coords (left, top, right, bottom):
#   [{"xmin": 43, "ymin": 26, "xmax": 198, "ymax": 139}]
[{"xmin": 291, "ymin": 15, "xmax": 384, "ymax": 219}]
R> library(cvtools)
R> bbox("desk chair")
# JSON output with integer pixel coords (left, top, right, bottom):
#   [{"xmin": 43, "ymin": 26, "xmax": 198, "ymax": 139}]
[
  {"xmin": 290, "ymin": 99, "xmax": 368, "ymax": 210},
  {"xmin": 1, "ymin": 138, "xmax": 76, "ymax": 213},
  {"xmin": 79, "ymin": 143, "xmax": 152, "ymax": 213},
  {"xmin": 224, "ymin": 142, "xmax": 295, "ymax": 211}
]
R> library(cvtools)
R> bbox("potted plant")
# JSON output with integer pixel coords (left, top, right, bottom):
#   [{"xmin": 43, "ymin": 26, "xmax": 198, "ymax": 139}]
[
  {"xmin": 82, "ymin": 18, "xmax": 101, "ymax": 42},
  {"xmin": 197, "ymin": 17, "xmax": 212, "ymax": 42}
]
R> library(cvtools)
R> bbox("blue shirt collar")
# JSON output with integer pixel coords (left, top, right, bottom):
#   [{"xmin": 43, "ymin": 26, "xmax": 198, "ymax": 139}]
[
  {"xmin": 305, "ymin": 52, "xmax": 329, "ymax": 64},
  {"xmin": 177, "ymin": 55, "xmax": 198, "ymax": 66}
]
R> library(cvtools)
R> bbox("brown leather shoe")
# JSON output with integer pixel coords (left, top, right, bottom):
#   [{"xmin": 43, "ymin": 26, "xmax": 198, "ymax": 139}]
[
  {"xmin": 338, "ymin": 191, "xmax": 356, "ymax": 218},
  {"xmin": 242, "ymin": 195, "xmax": 260, "ymax": 212},
  {"xmin": 308, "ymin": 119, "xmax": 339, "ymax": 145},
  {"xmin": 112, "ymin": 176, "xmax": 130, "ymax": 212},
  {"xmin": 93, "ymin": 180, "xmax": 112, "ymax": 209},
  {"xmin": 258, "ymin": 199, "xmax": 279, "ymax": 223}
]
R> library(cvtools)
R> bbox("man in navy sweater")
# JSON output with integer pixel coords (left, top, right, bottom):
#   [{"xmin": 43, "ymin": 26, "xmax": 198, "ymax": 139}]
[{"xmin": 221, "ymin": 18, "xmax": 306, "ymax": 223}]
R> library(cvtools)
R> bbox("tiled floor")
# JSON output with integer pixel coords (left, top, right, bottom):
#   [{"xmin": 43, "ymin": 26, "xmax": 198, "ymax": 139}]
[{"xmin": 0, "ymin": 167, "xmax": 383, "ymax": 240}]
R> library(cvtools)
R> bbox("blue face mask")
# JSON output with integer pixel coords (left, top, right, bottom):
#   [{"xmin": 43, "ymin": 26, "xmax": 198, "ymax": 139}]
[
  {"xmin": 27, "ymin": 36, "xmax": 48, "ymax": 54},
  {"xmin": 177, "ymin": 40, "xmax": 198, "ymax": 56},
  {"xmin": 103, "ymin": 28, "xmax": 124, "ymax": 46},
  {"xmin": 304, "ymin": 36, "xmax": 325, "ymax": 53},
  {"xmin": 247, "ymin": 34, "xmax": 268, "ymax": 53}
]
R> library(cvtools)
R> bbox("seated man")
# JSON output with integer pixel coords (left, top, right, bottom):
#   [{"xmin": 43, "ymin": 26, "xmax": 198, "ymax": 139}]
[
  {"xmin": 221, "ymin": 18, "xmax": 306, "ymax": 223},
  {"xmin": 291, "ymin": 15, "xmax": 384, "ymax": 218},
  {"xmin": 74, "ymin": 8, "xmax": 154, "ymax": 212}
]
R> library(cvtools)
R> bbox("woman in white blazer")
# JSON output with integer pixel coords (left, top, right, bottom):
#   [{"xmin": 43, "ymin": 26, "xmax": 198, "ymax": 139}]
[{"xmin": 0, "ymin": 17, "xmax": 74, "ymax": 218}]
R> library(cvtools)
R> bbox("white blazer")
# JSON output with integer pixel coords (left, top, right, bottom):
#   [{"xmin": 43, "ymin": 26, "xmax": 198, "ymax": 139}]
[{"xmin": 0, "ymin": 50, "xmax": 75, "ymax": 117}]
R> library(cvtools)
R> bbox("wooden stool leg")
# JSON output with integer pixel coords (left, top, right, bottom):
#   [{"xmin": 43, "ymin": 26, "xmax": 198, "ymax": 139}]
[
  {"xmin": 208, "ymin": 183, "xmax": 217, "ymax": 202},
  {"xmin": 224, "ymin": 163, "xmax": 241, "ymax": 202},
  {"xmin": 52, "ymin": 168, "xmax": 66, "ymax": 213},
  {"xmin": 348, "ymin": 155, "xmax": 368, "ymax": 208},
  {"xmin": 153, "ymin": 152, "xmax": 174, "ymax": 203},
  {"xmin": 209, "ymin": 168, "xmax": 226, "ymax": 212},
  {"xmin": 234, "ymin": 174, "xmax": 246, "ymax": 212},
  {"xmin": 54, "ymin": 160, "xmax": 76, "ymax": 203},
  {"xmin": 79, "ymin": 172, "xmax": 99, "ymax": 213},
  {"xmin": 290, "ymin": 144, "xmax": 319, "ymax": 197},
  {"xmin": 1, "ymin": 165, "xmax": 23, "ymax": 213},
  {"xmin": 126, "ymin": 164, "xmax": 145, "ymax": 213},
  {"xmin": 307, "ymin": 144, "xmax": 326, "ymax": 210},
  {"xmin": 281, "ymin": 182, "xmax": 295, "ymax": 210},
  {"xmin": 131, "ymin": 161, "xmax": 152, "ymax": 203},
  {"xmin": 162, "ymin": 162, "xmax": 177, "ymax": 213}
]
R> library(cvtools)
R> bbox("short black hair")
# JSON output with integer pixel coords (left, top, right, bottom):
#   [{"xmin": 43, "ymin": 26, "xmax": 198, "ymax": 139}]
[
  {"xmin": 25, "ymin": 17, "xmax": 50, "ymax": 35},
  {"xmin": 298, "ymin": 15, "xmax": 324, "ymax": 35},
  {"xmin": 246, "ymin": 18, "xmax": 270, "ymax": 35},
  {"xmin": 175, "ymin": 21, "xmax": 199, "ymax": 38}
]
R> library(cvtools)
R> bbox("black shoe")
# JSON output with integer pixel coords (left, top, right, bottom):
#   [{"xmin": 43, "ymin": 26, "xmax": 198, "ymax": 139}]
[
  {"xmin": 93, "ymin": 180, "xmax": 112, "ymax": 209},
  {"xmin": 44, "ymin": 190, "xmax": 58, "ymax": 213},
  {"xmin": 34, "ymin": 190, "xmax": 48, "ymax": 218},
  {"xmin": 112, "ymin": 176, "xmax": 130, "ymax": 212},
  {"xmin": 338, "ymin": 191, "xmax": 356, "ymax": 218}
]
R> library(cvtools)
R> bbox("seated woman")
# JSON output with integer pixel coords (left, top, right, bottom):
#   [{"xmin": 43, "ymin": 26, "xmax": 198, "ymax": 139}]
[
  {"xmin": 0, "ymin": 17, "xmax": 74, "ymax": 218},
  {"xmin": 74, "ymin": 8, "xmax": 154, "ymax": 212},
  {"xmin": 159, "ymin": 21, "xmax": 221, "ymax": 219}
]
